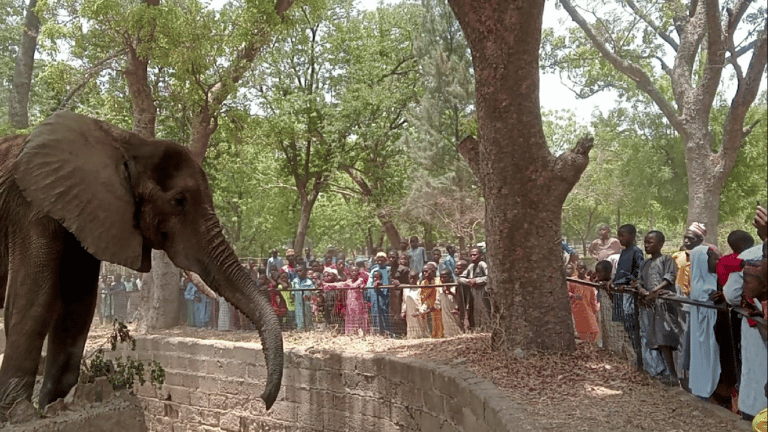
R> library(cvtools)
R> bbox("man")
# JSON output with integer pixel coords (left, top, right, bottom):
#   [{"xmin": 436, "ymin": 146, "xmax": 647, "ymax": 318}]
[
  {"xmin": 455, "ymin": 259, "xmax": 471, "ymax": 329},
  {"xmin": 458, "ymin": 248, "xmax": 491, "ymax": 329},
  {"xmin": 671, "ymin": 222, "xmax": 708, "ymax": 391},
  {"xmin": 588, "ymin": 224, "xmax": 623, "ymax": 261},
  {"xmin": 389, "ymin": 251, "xmax": 409, "ymax": 337},
  {"xmin": 267, "ymin": 249, "xmax": 283, "ymax": 283},
  {"xmin": 366, "ymin": 252, "xmax": 392, "ymax": 336}
]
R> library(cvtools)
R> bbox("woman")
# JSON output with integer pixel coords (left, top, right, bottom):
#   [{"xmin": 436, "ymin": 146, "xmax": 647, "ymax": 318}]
[{"xmin": 321, "ymin": 267, "xmax": 368, "ymax": 335}]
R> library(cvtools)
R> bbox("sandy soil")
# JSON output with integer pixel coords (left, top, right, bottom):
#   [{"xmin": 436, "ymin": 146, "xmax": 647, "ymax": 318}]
[{"xmin": 86, "ymin": 323, "xmax": 750, "ymax": 432}]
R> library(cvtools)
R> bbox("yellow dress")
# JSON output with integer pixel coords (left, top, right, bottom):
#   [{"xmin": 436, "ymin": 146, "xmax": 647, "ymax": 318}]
[{"xmin": 420, "ymin": 278, "xmax": 444, "ymax": 338}]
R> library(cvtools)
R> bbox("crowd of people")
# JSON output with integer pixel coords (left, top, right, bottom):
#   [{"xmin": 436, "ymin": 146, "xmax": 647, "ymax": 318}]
[
  {"xmin": 180, "ymin": 236, "xmax": 494, "ymax": 339},
  {"xmin": 565, "ymin": 206, "xmax": 767, "ymax": 425},
  {"xmin": 96, "ymin": 273, "xmax": 142, "ymax": 324}
]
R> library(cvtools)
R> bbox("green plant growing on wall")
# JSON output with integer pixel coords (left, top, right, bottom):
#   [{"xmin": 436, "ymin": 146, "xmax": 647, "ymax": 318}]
[{"xmin": 79, "ymin": 321, "xmax": 165, "ymax": 392}]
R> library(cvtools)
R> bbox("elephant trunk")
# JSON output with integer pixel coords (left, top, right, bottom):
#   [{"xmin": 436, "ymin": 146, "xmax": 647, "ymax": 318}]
[{"xmin": 192, "ymin": 217, "xmax": 283, "ymax": 409}]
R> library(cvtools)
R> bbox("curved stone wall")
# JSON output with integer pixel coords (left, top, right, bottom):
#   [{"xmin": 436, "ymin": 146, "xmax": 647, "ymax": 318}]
[{"xmin": 105, "ymin": 335, "xmax": 533, "ymax": 432}]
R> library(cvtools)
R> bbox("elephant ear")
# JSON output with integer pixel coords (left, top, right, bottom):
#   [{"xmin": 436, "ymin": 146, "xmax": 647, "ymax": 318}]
[{"xmin": 13, "ymin": 111, "xmax": 151, "ymax": 272}]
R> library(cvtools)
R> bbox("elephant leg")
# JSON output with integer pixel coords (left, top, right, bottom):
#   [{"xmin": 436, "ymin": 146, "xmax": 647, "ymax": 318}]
[
  {"xmin": 0, "ymin": 218, "xmax": 64, "ymax": 420},
  {"xmin": 38, "ymin": 232, "xmax": 100, "ymax": 408}
]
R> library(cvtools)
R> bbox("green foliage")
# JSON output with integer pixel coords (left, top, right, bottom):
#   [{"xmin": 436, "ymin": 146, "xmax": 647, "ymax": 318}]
[
  {"xmin": 554, "ymin": 96, "xmax": 767, "ymax": 251},
  {"xmin": 399, "ymin": 0, "xmax": 481, "ymax": 245},
  {"xmin": 80, "ymin": 321, "xmax": 165, "ymax": 392}
]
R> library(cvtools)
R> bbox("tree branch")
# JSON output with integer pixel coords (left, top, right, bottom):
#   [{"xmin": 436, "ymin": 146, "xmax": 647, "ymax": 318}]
[
  {"xmin": 57, "ymin": 49, "xmax": 126, "ymax": 111},
  {"xmin": 560, "ymin": 0, "xmax": 684, "ymax": 132},
  {"xmin": 718, "ymin": 29, "xmax": 767, "ymax": 171},
  {"xmin": 696, "ymin": 0, "xmax": 726, "ymax": 115},
  {"xmin": 624, "ymin": 0, "xmax": 679, "ymax": 51}
]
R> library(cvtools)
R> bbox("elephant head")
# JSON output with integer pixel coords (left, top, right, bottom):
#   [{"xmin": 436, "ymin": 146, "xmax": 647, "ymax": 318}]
[{"xmin": 12, "ymin": 111, "xmax": 283, "ymax": 409}]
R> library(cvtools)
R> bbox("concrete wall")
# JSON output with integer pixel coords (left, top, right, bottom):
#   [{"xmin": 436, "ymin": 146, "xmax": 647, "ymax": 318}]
[{"xmin": 105, "ymin": 335, "xmax": 535, "ymax": 432}]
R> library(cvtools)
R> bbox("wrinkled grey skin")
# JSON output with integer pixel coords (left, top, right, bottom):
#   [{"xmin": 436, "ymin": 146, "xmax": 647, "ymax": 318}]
[{"xmin": 0, "ymin": 112, "xmax": 283, "ymax": 420}]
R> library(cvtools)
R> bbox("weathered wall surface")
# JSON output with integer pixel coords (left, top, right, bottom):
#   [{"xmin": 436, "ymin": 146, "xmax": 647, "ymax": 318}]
[{"xmin": 104, "ymin": 335, "xmax": 537, "ymax": 432}]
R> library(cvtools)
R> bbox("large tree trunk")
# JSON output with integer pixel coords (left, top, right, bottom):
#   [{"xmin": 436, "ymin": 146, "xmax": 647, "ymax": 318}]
[
  {"xmin": 122, "ymin": 0, "xmax": 180, "ymax": 332},
  {"xmin": 449, "ymin": 0, "xmax": 591, "ymax": 351},
  {"xmin": 684, "ymin": 132, "xmax": 727, "ymax": 244},
  {"xmin": 377, "ymin": 210, "xmax": 401, "ymax": 250},
  {"xmin": 8, "ymin": 0, "xmax": 39, "ymax": 130},
  {"xmin": 293, "ymin": 191, "xmax": 318, "ymax": 254}
]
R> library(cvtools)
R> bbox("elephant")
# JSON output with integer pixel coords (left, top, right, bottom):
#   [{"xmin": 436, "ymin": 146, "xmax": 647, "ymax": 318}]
[{"xmin": 0, "ymin": 111, "xmax": 283, "ymax": 420}]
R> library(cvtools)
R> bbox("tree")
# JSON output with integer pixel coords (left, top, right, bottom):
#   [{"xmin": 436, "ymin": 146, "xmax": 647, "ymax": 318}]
[
  {"xmin": 8, "ymin": 0, "xmax": 40, "ymax": 130},
  {"xmin": 401, "ymin": 0, "xmax": 481, "ymax": 252},
  {"xmin": 36, "ymin": 0, "xmax": 297, "ymax": 330},
  {"xmin": 551, "ymin": 0, "xmax": 767, "ymax": 243},
  {"xmin": 447, "ymin": 0, "xmax": 592, "ymax": 351},
  {"xmin": 253, "ymin": 0, "xmax": 420, "ymax": 253}
]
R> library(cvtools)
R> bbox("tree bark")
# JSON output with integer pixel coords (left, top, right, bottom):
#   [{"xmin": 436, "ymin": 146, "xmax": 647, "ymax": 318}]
[
  {"xmin": 377, "ymin": 210, "xmax": 401, "ymax": 251},
  {"xmin": 292, "ymin": 188, "xmax": 319, "ymax": 254},
  {"xmin": 341, "ymin": 165, "xmax": 402, "ymax": 250},
  {"xmin": 449, "ymin": 0, "xmax": 592, "ymax": 351},
  {"xmin": 123, "ymin": 0, "xmax": 180, "ymax": 332},
  {"xmin": 187, "ymin": 0, "xmax": 295, "ymax": 163},
  {"xmin": 8, "ymin": 0, "xmax": 40, "ymax": 130}
]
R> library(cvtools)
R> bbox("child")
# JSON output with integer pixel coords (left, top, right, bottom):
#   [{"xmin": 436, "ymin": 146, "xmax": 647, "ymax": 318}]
[
  {"xmin": 276, "ymin": 272, "xmax": 295, "ymax": 330},
  {"xmin": 291, "ymin": 266, "xmax": 314, "ymax": 331},
  {"xmin": 637, "ymin": 231, "xmax": 680, "ymax": 385},
  {"xmin": 568, "ymin": 261, "xmax": 599, "ymax": 342},
  {"xmin": 612, "ymin": 224, "xmax": 644, "ymax": 369},
  {"xmin": 437, "ymin": 268, "xmax": 463, "ymax": 336},
  {"xmin": 594, "ymin": 260, "xmax": 613, "ymax": 285},
  {"xmin": 401, "ymin": 271, "xmax": 428, "ymax": 339},
  {"xmin": 716, "ymin": 230, "xmax": 754, "ymax": 287},
  {"xmin": 419, "ymin": 265, "xmax": 444, "ymax": 338},
  {"xmin": 367, "ymin": 253, "xmax": 392, "ymax": 336},
  {"xmin": 321, "ymin": 266, "xmax": 369, "ymax": 335}
]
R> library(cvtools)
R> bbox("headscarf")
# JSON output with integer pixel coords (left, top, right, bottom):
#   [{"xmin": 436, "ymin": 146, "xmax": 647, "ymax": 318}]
[
  {"xmin": 689, "ymin": 245, "xmax": 716, "ymax": 302},
  {"xmin": 688, "ymin": 222, "xmax": 707, "ymax": 239},
  {"xmin": 285, "ymin": 248, "xmax": 295, "ymax": 256},
  {"xmin": 323, "ymin": 268, "xmax": 338, "ymax": 276}
]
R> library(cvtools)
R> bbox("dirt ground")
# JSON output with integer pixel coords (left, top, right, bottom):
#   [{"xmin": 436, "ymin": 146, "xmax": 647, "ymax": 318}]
[{"xmin": 86, "ymin": 323, "xmax": 750, "ymax": 432}]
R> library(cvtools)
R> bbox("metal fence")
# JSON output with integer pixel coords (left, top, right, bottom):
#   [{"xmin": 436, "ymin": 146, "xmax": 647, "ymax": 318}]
[{"xmin": 179, "ymin": 283, "xmax": 478, "ymax": 339}]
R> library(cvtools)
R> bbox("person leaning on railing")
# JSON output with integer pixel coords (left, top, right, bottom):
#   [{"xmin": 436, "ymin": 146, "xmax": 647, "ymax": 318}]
[{"xmin": 722, "ymin": 205, "xmax": 768, "ymax": 422}]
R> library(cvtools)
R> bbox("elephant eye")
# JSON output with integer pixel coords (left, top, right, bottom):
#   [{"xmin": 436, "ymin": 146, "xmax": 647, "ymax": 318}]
[{"xmin": 172, "ymin": 194, "xmax": 186, "ymax": 209}]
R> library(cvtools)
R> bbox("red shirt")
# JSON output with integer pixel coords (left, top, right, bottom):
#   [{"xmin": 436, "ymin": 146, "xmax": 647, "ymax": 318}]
[{"xmin": 716, "ymin": 253, "xmax": 742, "ymax": 287}]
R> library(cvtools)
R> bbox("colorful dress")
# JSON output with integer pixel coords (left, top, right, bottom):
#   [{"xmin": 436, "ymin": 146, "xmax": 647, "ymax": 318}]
[
  {"xmin": 420, "ymin": 278, "xmax": 443, "ymax": 338},
  {"xmin": 366, "ymin": 265, "xmax": 391, "ymax": 335},
  {"xmin": 402, "ymin": 287, "xmax": 429, "ymax": 339},
  {"xmin": 323, "ymin": 278, "xmax": 368, "ymax": 335},
  {"xmin": 567, "ymin": 279, "xmax": 599, "ymax": 342}
]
